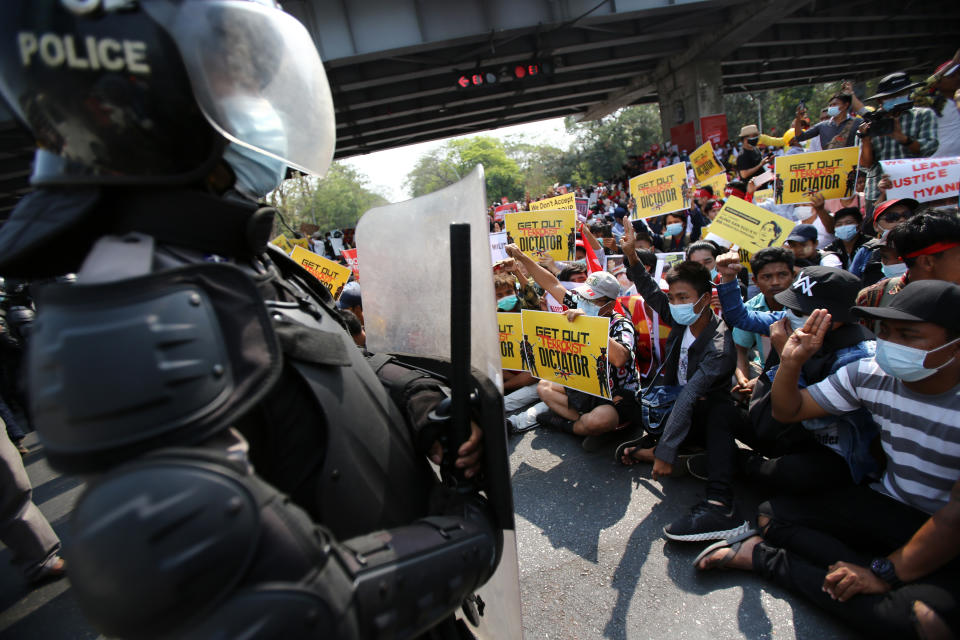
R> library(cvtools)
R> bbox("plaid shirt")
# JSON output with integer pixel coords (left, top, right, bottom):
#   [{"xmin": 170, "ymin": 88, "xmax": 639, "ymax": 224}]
[{"xmin": 864, "ymin": 107, "xmax": 939, "ymax": 201}]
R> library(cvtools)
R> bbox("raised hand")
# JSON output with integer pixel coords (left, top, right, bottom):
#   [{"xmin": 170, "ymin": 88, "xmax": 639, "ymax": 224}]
[
  {"xmin": 716, "ymin": 251, "xmax": 743, "ymax": 282},
  {"xmin": 780, "ymin": 309, "xmax": 831, "ymax": 368}
]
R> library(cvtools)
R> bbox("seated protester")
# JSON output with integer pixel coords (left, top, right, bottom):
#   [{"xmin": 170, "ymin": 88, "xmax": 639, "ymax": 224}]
[
  {"xmin": 850, "ymin": 198, "xmax": 919, "ymax": 286},
  {"xmin": 786, "ymin": 224, "xmax": 842, "ymax": 269},
  {"xmin": 686, "ymin": 241, "xmax": 720, "ymax": 282},
  {"xmin": 504, "ymin": 244, "xmax": 640, "ymax": 450},
  {"xmin": 654, "ymin": 210, "xmax": 693, "ymax": 253},
  {"xmin": 802, "ymin": 191, "xmax": 838, "ymax": 249},
  {"xmin": 617, "ymin": 225, "xmax": 736, "ymax": 478},
  {"xmin": 337, "ymin": 309, "xmax": 365, "ymax": 349},
  {"xmin": 557, "ymin": 262, "xmax": 588, "ymax": 284},
  {"xmin": 630, "ymin": 222, "xmax": 656, "ymax": 251},
  {"xmin": 825, "ymin": 207, "xmax": 870, "ymax": 270},
  {"xmin": 731, "ymin": 248, "xmax": 795, "ymax": 400},
  {"xmin": 337, "ymin": 281, "xmax": 363, "ymax": 327},
  {"xmin": 494, "ymin": 267, "xmax": 543, "ymax": 433},
  {"xmin": 698, "ymin": 282, "xmax": 960, "ymax": 640},
  {"xmin": 857, "ymin": 210, "xmax": 960, "ymax": 328},
  {"xmin": 710, "ymin": 257, "xmax": 879, "ymax": 495}
]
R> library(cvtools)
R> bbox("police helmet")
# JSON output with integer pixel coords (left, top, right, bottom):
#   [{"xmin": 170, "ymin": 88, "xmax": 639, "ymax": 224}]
[{"xmin": 0, "ymin": 0, "xmax": 335, "ymax": 187}]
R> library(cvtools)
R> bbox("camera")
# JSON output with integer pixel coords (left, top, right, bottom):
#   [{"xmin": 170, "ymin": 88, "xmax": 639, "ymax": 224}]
[{"xmin": 860, "ymin": 100, "xmax": 913, "ymax": 137}]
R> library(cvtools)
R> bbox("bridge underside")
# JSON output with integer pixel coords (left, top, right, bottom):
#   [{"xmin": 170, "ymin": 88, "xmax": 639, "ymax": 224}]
[
  {"xmin": 1, "ymin": 0, "xmax": 957, "ymax": 219},
  {"xmin": 280, "ymin": 0, "xmax": 959, "ymax": 159}
]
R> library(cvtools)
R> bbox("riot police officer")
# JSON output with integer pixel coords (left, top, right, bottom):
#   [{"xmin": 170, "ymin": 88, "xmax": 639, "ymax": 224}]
[{"xmin": 0, "ymin": 1, "xmax": 510, "ymax": 637}]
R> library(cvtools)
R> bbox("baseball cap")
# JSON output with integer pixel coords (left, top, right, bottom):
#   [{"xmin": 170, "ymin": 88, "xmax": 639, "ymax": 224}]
[
  {"xmin": 739, "ymin": 124, "xmax": 759, "ymax": 138},
  {"xmin": 873, "ymin": 198, "xmax": 918, "ymax": 223},
  {"xmin": 573, "ymin": 271, "xmax": 621, "ymax": 301},
  {"xmin": 774, "ymin": 266, "xmax": 862, "ymax": 323},
  {"xmin": 337, "ymin": 281, "xmax": 362, "ymax": 309},
  {"xmin": 786, "ymin": 223, "xmax": 818, "ymax": 244},
  {"xmin": 851, "ymin": 280, "xmax": 960, "ymax": 332}
]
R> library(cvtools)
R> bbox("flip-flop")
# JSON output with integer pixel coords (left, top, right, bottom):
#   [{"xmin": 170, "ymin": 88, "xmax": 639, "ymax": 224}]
[
  {"xmin": 615, "ymin": 437, "xmax": 649, "ymax": 466},
  {"xmin": 692, "ymin": 528, "xmax": 759, "ymax": 571}
]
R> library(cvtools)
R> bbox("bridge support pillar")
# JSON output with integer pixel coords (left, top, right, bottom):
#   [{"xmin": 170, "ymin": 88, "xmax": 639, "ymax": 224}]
[{"xmin": 656, "ymin": 59, "xmax": 725, "ymax": 152}]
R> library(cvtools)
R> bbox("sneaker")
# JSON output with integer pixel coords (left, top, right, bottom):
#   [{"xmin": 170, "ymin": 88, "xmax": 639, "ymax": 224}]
[
  {"xmin": 506, "ymin": 416, "xmax": 537, "ymax": 435},
  {"xmin": 28, "ymin": 556, "xmax": 66, "ymax": 585},
  {"xmin": 686, "ymin": 453, "xmax": 709, "ymax": 481},
  {"xmin": 535, "ymin": 409, "xmax": 575, "ymax": 434},
  {"xmin": 663, "ymin": 500, "xmax": 750, "ymax": 542}
]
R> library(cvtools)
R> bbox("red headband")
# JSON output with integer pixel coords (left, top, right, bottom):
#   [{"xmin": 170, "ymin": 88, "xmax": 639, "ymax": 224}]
[{"xmin": 904, "ymin": 241, "xmax": 960, "ymax": 259}]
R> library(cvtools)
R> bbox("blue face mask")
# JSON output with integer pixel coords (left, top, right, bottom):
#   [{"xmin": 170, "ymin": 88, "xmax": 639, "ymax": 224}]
[
  {"xmin": 784, "ymin": 308, "xmax": 807, "ymax": 332},
  {"xmin": 834, "ymin": 223, "xmax": 858, "ymax": 241},
  {"xmin": 875, "ymin": 337, "xmax": 960, "ymax": 382},
  {"xmin": 669, "ymin": 292, "xmax": 706, "ymax": 325},
  {"xmin": 497, "ymin": 295, "xmax": 519, "ymax": 311},
  {"xmin": 881, "ymin": 262, "xmax": 908, "ymax": 279},
  {"xmin": 710, "ymin": 267, "xmax": 719, "ymax": 280},
  {"xmin": 882, "ymin": 96, "xmax": 911, "ymax": 111},
  {"xmin": 826, "ymin": 105, "xmax": 841, "ymax": 117},
  {"xmin": 579, "ymin": 299, "xmax": 605, "ymax": 317},
  {"xmin": 221, "ymin": 96, "xmax": 289, "ymax": 199},
  {"xmin": 665, "ymin": 222, "xmax": 684, "ymax": 237}
]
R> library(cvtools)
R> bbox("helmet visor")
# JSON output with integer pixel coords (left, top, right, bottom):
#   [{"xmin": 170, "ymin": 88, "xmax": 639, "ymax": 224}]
[{"xmin": 144, "ymin": 0, "xmax": 335, "ymax": 177}]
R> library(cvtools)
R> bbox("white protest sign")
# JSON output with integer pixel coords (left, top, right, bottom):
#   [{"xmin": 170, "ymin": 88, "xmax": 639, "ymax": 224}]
[
  {"xmin": 879, "ymin": 157, "xmax": 960, "ymax": 203},
  {"xmin": 544, "ymin": 292, "xmax": 566, "ymax": 313},
  {"xmin": 489, "ymin": 231, "xmax": 508, "ymax": 263}
]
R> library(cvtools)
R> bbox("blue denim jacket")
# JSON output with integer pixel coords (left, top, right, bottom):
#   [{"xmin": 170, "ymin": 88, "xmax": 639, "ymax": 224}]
[{"xmin": 716, "ymin": 280, "xmax": 880, "ymax": 482}]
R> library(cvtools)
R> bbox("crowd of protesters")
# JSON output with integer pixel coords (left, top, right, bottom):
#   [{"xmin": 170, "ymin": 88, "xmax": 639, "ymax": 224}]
[
  {"xmin": 3, "ymin": 53, "xmax": 959, "ymax": 639},
  {"xmin": 490, "ymin": 59, "xmax": 960, "ymax": 639}
]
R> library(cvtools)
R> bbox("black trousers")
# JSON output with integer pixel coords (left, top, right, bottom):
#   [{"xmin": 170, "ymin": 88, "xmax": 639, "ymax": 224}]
[{"xmin": 753, "ymin": 485, "xmax": 960, "ymax": 639}]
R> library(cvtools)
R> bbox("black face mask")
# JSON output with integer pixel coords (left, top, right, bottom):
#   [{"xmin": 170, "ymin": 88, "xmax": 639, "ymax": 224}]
[{"xmin": 747, "ymin": 137, "xmax": 759, "ymax": 146}]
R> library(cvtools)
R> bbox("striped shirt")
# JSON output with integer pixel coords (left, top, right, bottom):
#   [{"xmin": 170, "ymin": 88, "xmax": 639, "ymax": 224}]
[{"xmin": 807, "ymin": 357, "xmax": 960, "ymax": 515}]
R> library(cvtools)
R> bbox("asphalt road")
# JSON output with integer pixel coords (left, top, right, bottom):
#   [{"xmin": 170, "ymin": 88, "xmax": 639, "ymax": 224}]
[{"xmin": 1, "ymin": 430, "xmax": 860, "ymax": 639}]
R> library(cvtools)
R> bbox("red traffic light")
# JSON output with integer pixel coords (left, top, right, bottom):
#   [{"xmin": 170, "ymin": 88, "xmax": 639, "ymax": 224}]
[{"xmin": 513, "ymin": 65, "xmax": 526, "ymax": 79}]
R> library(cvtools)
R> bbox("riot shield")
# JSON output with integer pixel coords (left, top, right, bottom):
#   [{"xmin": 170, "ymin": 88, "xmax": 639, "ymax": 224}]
[{"xmin": 356, "ymin": 166, "xmax": 522, "ymax": 639}]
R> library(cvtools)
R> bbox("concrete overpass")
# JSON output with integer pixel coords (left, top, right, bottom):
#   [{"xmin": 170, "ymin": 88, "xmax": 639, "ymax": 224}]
[{"xmin": 1, "ymin": 0, "xmax": 957, "ymax": 219}]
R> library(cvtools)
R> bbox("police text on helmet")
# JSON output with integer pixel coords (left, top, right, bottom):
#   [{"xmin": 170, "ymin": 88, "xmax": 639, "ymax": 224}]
[{"xmin": 18, "ymin": 32, "xmax": 150, "ymax": 75}]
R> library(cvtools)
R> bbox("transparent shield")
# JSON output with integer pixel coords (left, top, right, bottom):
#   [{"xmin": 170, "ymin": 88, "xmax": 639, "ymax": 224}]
[
  {"xmin": 145, "ymin": 0, "xmax": 335, "ymax": 177},
  {"xmin": 357, "ymin": 166, "xmax": 522, "ymax": 638},
  {"xmin": 357, "ymin": 166, "xmax": 502, "ymax": 390}
]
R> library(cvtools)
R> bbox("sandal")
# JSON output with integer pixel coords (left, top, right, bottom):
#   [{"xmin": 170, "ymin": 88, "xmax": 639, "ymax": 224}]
[{"xmin": 692, "ymin": 528, "xmax": 759, "ymax": 571}]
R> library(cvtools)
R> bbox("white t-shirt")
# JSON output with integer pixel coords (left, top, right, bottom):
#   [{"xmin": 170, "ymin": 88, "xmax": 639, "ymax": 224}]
[
  {"xmin": 934, "ymin": 98, "xmax": 960, "ymax": 158},
  {"xmin": 677, "ymin": 327, "xmax": 696, "ymax": 385}
]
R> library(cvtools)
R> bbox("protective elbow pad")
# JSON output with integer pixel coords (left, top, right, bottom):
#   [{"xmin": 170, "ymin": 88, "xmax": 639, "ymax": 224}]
[{"xmin": 65, "ymin": 449, "xmax": 357, "ymax": 639}]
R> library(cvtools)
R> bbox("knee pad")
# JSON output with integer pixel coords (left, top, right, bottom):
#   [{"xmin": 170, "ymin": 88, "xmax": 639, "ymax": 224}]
[{"xmin": 65, "ymin": 450, "xmax": 341, "ymax": 639}]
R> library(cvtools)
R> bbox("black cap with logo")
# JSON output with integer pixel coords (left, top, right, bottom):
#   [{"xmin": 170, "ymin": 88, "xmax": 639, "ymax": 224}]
[{"xmin": 774, "ymin": 266, "xmax": 862, "ymax": 323}]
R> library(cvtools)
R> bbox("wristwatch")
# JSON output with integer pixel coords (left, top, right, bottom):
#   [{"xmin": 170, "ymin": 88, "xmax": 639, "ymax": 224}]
[{"xmin": 870, "ymin": 557, "xmax": 902, "ymax": 588}]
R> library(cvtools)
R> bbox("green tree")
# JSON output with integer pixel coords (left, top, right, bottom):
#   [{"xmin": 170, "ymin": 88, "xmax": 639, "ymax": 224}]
[
  {"xmin": 563, "ymin": 104, "xmax": 661, "ymax": 183},
  {"xmin": 267, "ymin": 162, "xmax": 387, "ymax": 235},
  {"xmin": 404, "ymin": 136, "xmax": 524, "ymax": 203}
]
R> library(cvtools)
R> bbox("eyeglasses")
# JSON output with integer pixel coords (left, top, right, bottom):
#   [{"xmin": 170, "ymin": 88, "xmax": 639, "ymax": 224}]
[{"xmin": 879, "ymin": 211, "xmax": 911, "ymax": 224}]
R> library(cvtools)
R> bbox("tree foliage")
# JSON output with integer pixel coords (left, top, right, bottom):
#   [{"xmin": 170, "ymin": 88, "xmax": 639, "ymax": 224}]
[
  {"xmin": 563, "ymin": 104, "xmax": 661, "ymax": 184},
  {"xmin": 267, "ymin": 162, "xmax": 387, "ymax": 235},
  {"xmin": 404, "ymin": 136, "xmax": 525, "ymax": 204}
]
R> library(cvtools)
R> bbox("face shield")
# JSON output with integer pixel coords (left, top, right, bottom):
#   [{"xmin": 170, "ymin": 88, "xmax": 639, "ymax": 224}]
[{"xmin": 143, "ymin": 0, "xmax": 336, "ymax": 178}]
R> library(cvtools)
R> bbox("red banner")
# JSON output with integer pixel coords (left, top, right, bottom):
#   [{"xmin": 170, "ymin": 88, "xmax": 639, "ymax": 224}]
[
  {"xmin": 700, "ymin": 114, "xmax": 729, "ymax": 147},
  {"xmin": 493, "ymin": 202, "xmax": 518, "ymax": 222},
  {"xmin": 670, "ymin": 121, "xmax": 697, "ymax": 154}
]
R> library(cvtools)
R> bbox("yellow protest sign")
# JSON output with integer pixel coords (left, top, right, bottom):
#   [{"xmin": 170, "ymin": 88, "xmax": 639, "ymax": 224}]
[
  {"xmin": 290, "ymin": 246, "xmax": 352, "ymax": 299},
  {"xmin": 290, "ymin": 237, "xmax": 311, "ymax": 251},
  {"xmin": 529, "ymin": 192, "xmax": 576, "ymax": 211},
  {"xmin": 519, "ymin": 310, "xmax": 612, "ymax": 399},
  {"xmin": 505, "ymin": 209, "xmax": 576, "ymax": 262},
  {"xmin": 629, "ymin": 162, "xmax": 690, "ymax": 219},
  {"xmin": 708, "ymin": 197, "xmax": 796, "ymax": 254},
  {"xmin": 690, "ymin": 141, "xmax": 724, "ymax": 182},
  {"xmin": 698, "ymin": 171, "xmax": 728, "ymax": 196},
  {"xmin": 270, "ymin": 234, "xmax": 293, "ymax": 254},
  {"xmin": 774, "ymin": 147, "xmax": 860, "ymax": 204},
  {"xmin": 497, "ymin": 312, "xmax": 526, "ymax": 371}
]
